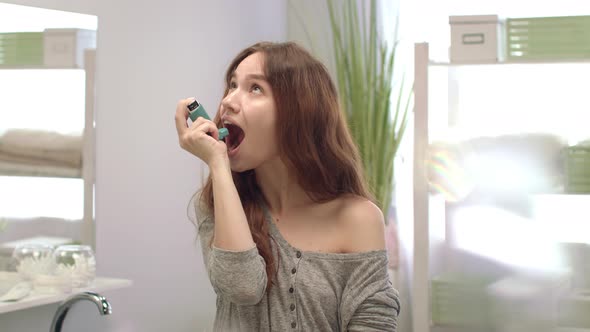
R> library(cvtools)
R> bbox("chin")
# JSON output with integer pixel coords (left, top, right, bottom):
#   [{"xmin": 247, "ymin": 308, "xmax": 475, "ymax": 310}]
[
  {"xmin": 230, "ymin": 166, "xmax": 251, "ymax": 173},
  {"xmin": 229, "ymin": 161, "xmax": 253, "ymax": 173},
  {"xmin": 229, "ymin": 155, "xmax": 263, "ymax": 174}
]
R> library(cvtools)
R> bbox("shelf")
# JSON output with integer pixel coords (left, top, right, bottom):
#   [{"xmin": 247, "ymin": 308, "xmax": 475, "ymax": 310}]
[
  {"xmin": 0, "ymin": 277, "xmax": 132, "ymax": 314},
  {"xmin": 430, "ymin": 59, "xmax": 590, "ymax": 66},
  {"xmin": 0, "ymin": 65, "xmax": 84, "ymax": 70},
  {"xmin": 0, "ymin": 169, "xmax": 81, "ymax": 179}
]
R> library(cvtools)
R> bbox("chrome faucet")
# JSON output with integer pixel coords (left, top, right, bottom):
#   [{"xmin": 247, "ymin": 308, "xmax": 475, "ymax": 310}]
[{"xmin": 50, "ymin": 291, "xmax": 112, "ymax": 332}]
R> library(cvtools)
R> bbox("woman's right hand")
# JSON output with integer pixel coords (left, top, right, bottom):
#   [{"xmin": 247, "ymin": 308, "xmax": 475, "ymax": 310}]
[{"xmin": 174, "ymin": 98, "xmax": 229, "ymax": 168}]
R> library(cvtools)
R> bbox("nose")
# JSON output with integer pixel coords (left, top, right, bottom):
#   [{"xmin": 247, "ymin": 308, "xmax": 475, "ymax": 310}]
[{"xmin": 221, "ymin": 90, "xmax": 240, "ymax": 115}]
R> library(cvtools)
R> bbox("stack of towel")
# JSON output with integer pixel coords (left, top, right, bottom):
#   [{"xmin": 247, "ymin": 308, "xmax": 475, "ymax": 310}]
[{"xmin": 0, "ymin": 129, "xmax": 83, "ymax": 178}]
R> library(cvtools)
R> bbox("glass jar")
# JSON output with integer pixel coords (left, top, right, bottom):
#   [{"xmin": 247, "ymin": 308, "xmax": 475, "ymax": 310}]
[
  {"xmin": 53, "ymin": 245, "xmax": 96, "ymax": 288},
  {"xmin": 11, "ymin": 243, "xmax": 55, "ymax": 280}
]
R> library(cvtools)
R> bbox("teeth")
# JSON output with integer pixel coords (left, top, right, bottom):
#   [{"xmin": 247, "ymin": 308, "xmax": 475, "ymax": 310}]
[{"xmin": 223, "ymin": 120, "xmax": 233, "ymax": 125}]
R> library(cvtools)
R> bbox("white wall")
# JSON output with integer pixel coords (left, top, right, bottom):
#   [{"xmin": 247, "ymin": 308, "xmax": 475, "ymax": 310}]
[
  {"xmin": 0, "ymin": 0, "xmax": 286, "ymax": 331},
  {"xmin": 286, "ymin": 0, "xmax": 335, "ymax": 77}
]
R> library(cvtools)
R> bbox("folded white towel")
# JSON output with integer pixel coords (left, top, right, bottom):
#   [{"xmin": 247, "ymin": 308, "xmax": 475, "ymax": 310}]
[
  {"xmin": 0, "ymin": 129, "xmax": 82, "ymax": 167},
  {"xmin": 0, "ymin": 151, "xmax": 80, "ymax": 168},
  {"xmin": 0, "ymin": 128, "xmax": 82, "ymax": 149}
]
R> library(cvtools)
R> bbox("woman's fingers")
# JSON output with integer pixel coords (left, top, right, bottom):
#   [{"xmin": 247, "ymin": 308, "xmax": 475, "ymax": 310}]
[
  {"xmin": 190, "ymin": 117, "xmax": 220, "ymax": 141},
  {"xmin": 175, "ymin": 98, "xmax": 227, "ymax": 166},
  {"xmin": 174, "ymin": 98, "xmax": 194, "ymax": 137},
  {"xmin": 179, "ymin": 118, "xmax": 212, "ymax": 151}
]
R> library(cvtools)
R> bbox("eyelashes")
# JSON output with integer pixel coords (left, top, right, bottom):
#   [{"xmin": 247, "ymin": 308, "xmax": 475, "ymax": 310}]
[{"xmin": 228, "ymin": 81, "xmax": 263, "ymax": 94}]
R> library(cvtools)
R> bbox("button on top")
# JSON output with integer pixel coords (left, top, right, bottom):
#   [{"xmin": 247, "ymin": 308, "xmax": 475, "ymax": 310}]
[
  {"xmin": 291, "ymin": 322, "xmax": 297, "ymax": 328},
  {"xmin": 296, "ymin": 251, "xmax": 302, "ymax": 258},
  {"xmin": 291, "ymin": 267, "xmax": 297, "ymax": 274},
  {"xmin": 290, "ymin": 303, "xmax": 296, "ymax": 311},
  {"xmin": 289, "ymin": 287, "xmax": 294, "ymax": 293}
]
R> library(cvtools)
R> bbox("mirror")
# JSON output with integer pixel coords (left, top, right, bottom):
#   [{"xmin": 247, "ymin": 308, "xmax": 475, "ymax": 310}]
[{"xmin": 0, "ymin": 3, "xmax": 98, "ymax": 270}]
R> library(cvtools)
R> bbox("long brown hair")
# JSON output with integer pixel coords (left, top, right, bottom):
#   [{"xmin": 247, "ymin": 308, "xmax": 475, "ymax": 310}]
[{"xmin": 200, "ymin": 42, "xmax": 373, "ymax": 289}]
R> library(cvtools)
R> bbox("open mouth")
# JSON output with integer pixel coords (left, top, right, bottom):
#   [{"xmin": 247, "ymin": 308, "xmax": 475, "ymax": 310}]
[{"xmin": 224, "ymin": 123, "xmax": 245, "ymax": 153}]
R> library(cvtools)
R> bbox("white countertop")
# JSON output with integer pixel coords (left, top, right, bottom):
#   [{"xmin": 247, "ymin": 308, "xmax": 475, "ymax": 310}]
[{"xmin": 0, "ymin": 277, "xmax": 132, "ymax": 314}]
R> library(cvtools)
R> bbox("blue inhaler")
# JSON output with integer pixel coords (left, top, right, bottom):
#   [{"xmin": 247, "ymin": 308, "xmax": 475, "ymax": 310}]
[{"xmin": 187, "ymin": 99, "xmax": 229, "ymax": 141}]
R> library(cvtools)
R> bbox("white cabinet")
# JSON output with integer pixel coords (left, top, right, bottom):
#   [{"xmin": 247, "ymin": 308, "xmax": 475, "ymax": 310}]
[{"xmin": 405, "ymin": 42, "xmax": 590, "ymax": 332}]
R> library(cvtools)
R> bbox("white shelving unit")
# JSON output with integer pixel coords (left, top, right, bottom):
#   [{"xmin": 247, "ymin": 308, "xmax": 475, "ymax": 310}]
[
  {"xmin": 412, "ymin": 42, "xmax": 431, "ymax": 332},
  {"xmin": 410, "ymin": 42, "xmax": 590, "ymax": 332},
  {"xmin": 0, "ymin": 49, "xmax": 96, "ymax": 249},
  {"xmin": 82, "ymin": 49, "xmax": 96, "ymax": 249}
]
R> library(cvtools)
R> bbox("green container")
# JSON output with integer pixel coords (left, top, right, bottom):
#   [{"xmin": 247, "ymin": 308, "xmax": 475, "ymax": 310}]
[
  {"xmin": 0, "ymin": 32, "xmax": 43, "ymax": 66},
  {"xmin": 0, "ymin": 32, "xmax": 43, "ymax": 47},
  {"xmin": 431, "ymin": 273, "xmax": 495, "ymax": 328},
  {"xmin": 507, "ymin": 16, "xmax": 590, "ymax": 60},
  {"xmin": 0, "ymin": 55, "xmax": 43, "ymax": 65},
  {"xmin": 565, "ymin": 146, "xmax": 590, "ymax": 193}
]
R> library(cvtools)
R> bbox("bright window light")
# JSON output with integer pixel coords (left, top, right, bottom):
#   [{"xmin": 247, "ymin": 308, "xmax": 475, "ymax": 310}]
[
  {"xmin": 0, "ymin": 3, "xmax": 97, "ymax": 32},
  {"xmin": 0, "ymin": 176, "xmax": 83, "ymax": 219},
  {"xmin": 450, "ymin": 64, "xmax": 590, "ymax": 144},
  {"xmin": 451, "ymin": 205, "xmax": 564, "ymax": 272},
  {"xmin": 0, "ymin": 70, "xmax": 85, "ymax": 134},
  {"xmin": 533, "ymin": 195, "xmax": 590, "ymax": 244}
]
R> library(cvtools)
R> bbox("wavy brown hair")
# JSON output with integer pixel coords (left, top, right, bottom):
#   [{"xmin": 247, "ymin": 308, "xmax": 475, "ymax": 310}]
[{"xmin": 199, "ymin": 42, "xmax": 373, "ymax": 289}]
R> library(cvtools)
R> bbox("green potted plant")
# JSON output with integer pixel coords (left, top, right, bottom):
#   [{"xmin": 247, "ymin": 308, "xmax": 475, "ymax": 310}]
[{"xmin": 326, "ymin": 0, "xmax": 411, "ymax": 222}]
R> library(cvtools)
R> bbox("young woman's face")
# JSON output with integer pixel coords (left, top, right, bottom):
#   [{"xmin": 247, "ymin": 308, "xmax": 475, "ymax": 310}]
[{"xmin": 220, "ymin": 52, "xmax": 279, "ymax": 172}]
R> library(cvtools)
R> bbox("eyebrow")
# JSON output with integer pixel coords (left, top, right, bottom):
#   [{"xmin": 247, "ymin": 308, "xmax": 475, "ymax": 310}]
[{"xmin": 230, "ymin": 73, "xmax": 267, "ymax": 81}]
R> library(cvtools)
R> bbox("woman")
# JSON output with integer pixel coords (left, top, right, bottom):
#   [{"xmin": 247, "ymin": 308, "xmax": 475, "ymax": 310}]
[{"xmin": 175, "ymin": 41, "xmax": 400, "ymax": 331}]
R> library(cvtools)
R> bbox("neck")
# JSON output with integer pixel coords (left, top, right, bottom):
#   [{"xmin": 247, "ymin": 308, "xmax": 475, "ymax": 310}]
[{"xmin": 255, "ymin": 157, "xmax": 312, "ymax": 218}]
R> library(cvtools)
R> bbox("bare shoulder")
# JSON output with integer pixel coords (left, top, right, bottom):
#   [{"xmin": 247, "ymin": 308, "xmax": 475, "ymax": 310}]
[{"xmin": 334, "ymin": 195, "xmax": 386, "ymax": 253}]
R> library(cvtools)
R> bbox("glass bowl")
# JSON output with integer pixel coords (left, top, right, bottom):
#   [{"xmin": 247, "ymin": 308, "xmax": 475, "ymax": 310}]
[
  {"xmin": 53, "ymin": 245, "xmax": 96, "ymax": 288},
  {"xmin": 11, "ymin": 243, "xmax": 55, "ymax": 280}
]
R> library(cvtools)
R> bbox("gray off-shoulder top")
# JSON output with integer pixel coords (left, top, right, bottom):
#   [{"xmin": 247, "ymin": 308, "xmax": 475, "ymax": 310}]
[{"xmin": 196, "ymin": 205, "xmax": 400, "ymax": 331}]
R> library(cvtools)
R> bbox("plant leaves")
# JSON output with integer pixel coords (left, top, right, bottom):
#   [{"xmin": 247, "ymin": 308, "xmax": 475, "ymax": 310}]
[{"xmin": 327, "ymin": 0, "xmax": 412, "ymax": 220}]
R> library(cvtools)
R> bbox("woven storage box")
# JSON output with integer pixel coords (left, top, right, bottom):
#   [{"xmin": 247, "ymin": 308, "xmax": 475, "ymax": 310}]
[
  {"xmin": 450, "ymin": 15, "xmax": 503, "ymax": 63},
  {"xmin": 0, "ymin": 32, "xmax": 43, "ymax": 66},
  {"xmin": 43, "ymin": 28, "xmax": 96, "ymax": 68},
  {"xmin": 507, "ymin": 16, "xmax": 590, "ymax": 61},
  {"xmin": 431, "ymin": 274, "xmax": 494, "ymax": 327},
  {"xmin": 565, "ymin": 145, "xmax": 590, "ymax": 193}
]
